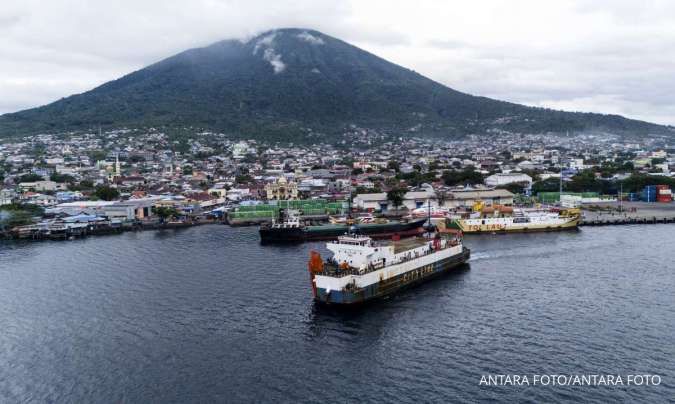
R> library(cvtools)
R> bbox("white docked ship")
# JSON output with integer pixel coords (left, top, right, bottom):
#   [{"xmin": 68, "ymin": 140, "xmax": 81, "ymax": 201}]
[
  {"xmin": 307, "ymin": 231, "xmax": 470, "ymax": 305},
  {"xmin": 447, "ymin": 203, "xmax": 580, "ymax": 233}
]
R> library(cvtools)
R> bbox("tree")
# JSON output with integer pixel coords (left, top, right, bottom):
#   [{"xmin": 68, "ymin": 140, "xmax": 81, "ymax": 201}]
[
  {"xmin": 0, "ymin": 210, "xmax": 34, "ymax": 229},
  {"xmin": 235, "ymin": 174, "xmax": 253, "ymax": 184},
  {"xmin": 620, "ymin": 174, "xmax": 675, "ymax": 193},
  {"xmin": 567, "ymin": 170, "xmax": 601, "ymax": 193},
  {"xmin": 531, "ymin": 177, "xmax": 561, "ymax": 194},
  {"xmin": 396, "ymin": 170, "xmax": 437, "ymax": 187},
  {"xmin": 387, "ymin": 188, "xmax": 406, "ymax": 211},
  {"xmin": 69, "ymin": 180, "xmax": 94, "ymax": 191},
  {"xmin": 497, "ymin": 182, "xmax": 527, "ymax": 195},
  {"xmin": 436, "ymin": 189, "xmax": 448, "ymax": 207},
  {"xmin": 50, "ymin": 173, "xmax": 75, "ymax": 183},
  {"xmin": 351, "ymin": 167, "xmax": 364, "ymax": 175},
  {"xmin": 153, "ymin": 206, "xmax": 179, "ymax": 223},
  {"xmin": 16, "ymin": 173, "xmax": 44, "ymax": 183},
  {"xmin": 387, "ymin": 160, "xmax": 400, "ymax": 172},
  {"xmin": 89, "ymin": 150, "xmax": 107, "ymax": 162},
  {"xmin": 94, "ymin": 185, "xmax": 120, "ymax": 201},
  {"xmin": 355, "ymin": 186, "xmax": 382, "ymax": 194},
  {"xmin": 0, "ymin": 204, "xmax": 44, "ymax": 229},
  {"xmin": 442, "ymin": 168, "xmax": 484, "ymax": 186}
]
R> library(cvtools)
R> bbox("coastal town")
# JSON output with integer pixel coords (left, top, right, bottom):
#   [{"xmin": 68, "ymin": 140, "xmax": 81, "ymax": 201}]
[{"xmin": 1, "ymin": 128, "xmax": 674, "ymax": 240}]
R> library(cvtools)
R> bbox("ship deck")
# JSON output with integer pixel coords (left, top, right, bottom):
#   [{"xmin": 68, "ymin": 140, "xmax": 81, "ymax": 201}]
[
  {"xmin": 318, "ymin": 235, "xmax": 459, "ymax": 278},
  {"xmin": 388, "ymin": 236, "xmax": 431, "ymax": 254}
]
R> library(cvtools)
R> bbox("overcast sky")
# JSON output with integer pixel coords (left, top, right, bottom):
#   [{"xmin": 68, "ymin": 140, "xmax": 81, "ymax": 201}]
[{"xmin": 2, "ymin": 0, "xmax": 675, "ymax": 125}]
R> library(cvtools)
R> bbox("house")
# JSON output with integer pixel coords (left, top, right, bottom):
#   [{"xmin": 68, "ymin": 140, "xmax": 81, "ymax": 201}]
[
  {"xmin": 400, "ymin": 190, "xmax": 437, "ymax": 210},
  {"xmin": 226, "ymin": 188, "xmax": 250, "ymax": 201},
  {"xmin": 0, "ymin": 189, "xmax": 15, "ymax": 205},
  {"xmin": 353, "ymin": 193, "xmax": 388, "ymax": 211},
  {"xmin": 27, "ymin": 193, "xmax": 58, "ymax": 207},
  {"xmin": 443, "ymin": 189, "xmax": 514, "ymax": 209},
  {"xmin": 207, "ymin": 187, "xmax": 228, "ymax": 198},
  {"xmin": 115, "ymin": 176, "xmax": 146, "ymax": 187},
  {"xmin": 18, "ymin": 180, "xmax": 64, "ymax": 192},
  {"xmin": 353, "ymin": 190, "xmax": 437, "ymax": 212},
  {"xmin": 485, "ymin": 173, "xmax": 532, "ymax": 187},
  {"xmin": 516, "ymin": 161, "xmax": 542, "ymax": 171}
]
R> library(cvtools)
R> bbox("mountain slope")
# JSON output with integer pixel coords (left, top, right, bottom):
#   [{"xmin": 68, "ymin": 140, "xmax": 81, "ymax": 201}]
[{"xmin": 0, "ymin": 28, "xmax": 670, "ymax": 138}]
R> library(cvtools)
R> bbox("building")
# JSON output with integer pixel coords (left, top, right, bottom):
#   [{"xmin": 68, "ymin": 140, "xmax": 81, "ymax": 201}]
[
  {"xmin": 353, "ymin": 193, "xmax": 387, "ymax": 211},
  {"xmin": 265, "ymin": 177, "xmax": 298, "ymax": 200},
  {"xmin": 485, "ymin": 173, "xmax": 533, "ymax": 187},
  {"xmin": 18, "ymin": 180, "xmax": 65, "ymax": 192},
  {"xmin": 353, "ymin": 190, "xmax": 437, "ymax": 212},
  {"xmin": 1, "ymin": 189, "xmax": 16, "ymax": 205},
  {"xmin": 442, "ymin": 189, "xmax": 514, "ymax": 209}
]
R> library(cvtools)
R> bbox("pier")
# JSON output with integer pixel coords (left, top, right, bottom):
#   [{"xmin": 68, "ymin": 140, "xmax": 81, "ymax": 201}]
[{"xmin": 580, "ymin": 201, "xmax": 675, "ymax": 227}]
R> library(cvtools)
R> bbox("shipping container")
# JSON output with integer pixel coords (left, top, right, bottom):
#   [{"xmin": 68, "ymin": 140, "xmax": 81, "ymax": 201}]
[
  {"xmin": 656, "ymin": 185, "xmax": 672, "ymax": 202},
  {"xmin": 641, "ymin": 186, "xmax": 657, "ymax": 202}
]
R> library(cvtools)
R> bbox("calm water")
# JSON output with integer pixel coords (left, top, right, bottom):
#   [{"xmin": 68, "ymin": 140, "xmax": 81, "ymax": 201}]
[{"xmin": 0, "ymin": 225, "xmax": 673, "ymax": 403}]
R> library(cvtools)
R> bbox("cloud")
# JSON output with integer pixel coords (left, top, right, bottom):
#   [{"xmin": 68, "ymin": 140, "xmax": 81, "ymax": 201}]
[
  {"xmin": 252, "ymin": 32, "xmax": 286, "ymax": 73},
  {"xmin": 253, "ymin": 32, "xmax": 277, "ymax": 55},
  {"xmin": 263, "ymin": 48, "xmax": 286, "ymax": 74},
  {"xmin": 1, "ymin": 0, "xmax": 675, "ymax": 125},
  {"xmin": 296, "ymin": 31, "xmax": 324, "ymax": 45}
]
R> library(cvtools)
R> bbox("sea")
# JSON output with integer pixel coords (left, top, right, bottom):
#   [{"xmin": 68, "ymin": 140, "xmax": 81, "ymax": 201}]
[{"xmin": 0, "ymin": 224, "xmax": 673, "ymax": 403}]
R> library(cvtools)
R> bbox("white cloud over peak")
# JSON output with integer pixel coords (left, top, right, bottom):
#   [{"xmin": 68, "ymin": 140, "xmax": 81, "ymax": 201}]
[{"xmin": 296, "ymin": 31, "xmax": 324, "ymax": 45}]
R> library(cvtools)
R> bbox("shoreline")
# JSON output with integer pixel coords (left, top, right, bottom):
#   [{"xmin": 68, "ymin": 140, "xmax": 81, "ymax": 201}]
[{"xmin": 2, "ymin": 218, "xmax": 224, "ymax": 242}]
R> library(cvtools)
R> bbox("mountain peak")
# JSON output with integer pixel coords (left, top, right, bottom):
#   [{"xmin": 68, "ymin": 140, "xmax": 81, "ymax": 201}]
[{"xmin": 0, "ymin": 29, "xmax": 670, "ymax": 139}]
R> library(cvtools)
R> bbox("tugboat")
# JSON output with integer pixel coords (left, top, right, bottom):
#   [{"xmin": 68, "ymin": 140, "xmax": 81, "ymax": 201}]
[
  {"xmin": 307, "ymin": 227, "xmax": 470, "ymax": 305},
  {"xmin": 259, "ymin": 210, "xmax": 426, "ymax": 243}
]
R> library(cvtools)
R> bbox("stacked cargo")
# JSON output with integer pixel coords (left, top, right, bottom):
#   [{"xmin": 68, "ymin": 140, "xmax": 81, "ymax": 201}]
[
  {"xmin": 656, "ymin": 185, "xmax": 672, "ymax": 203},
  {"xmin": 302, "ymin": 208, "xmax": 327, "ymax": 216},
  {"xmin": 229, "ymin": 199, "xmax": 347, "ymax": 225},
  {"xmin": 237, "ymin": 204, "xmax": 280, "ymax": 214},
  {"xmin": 229, "ymin": 210, "xmax": 276, "ymax": 219},
  {"xmin": 277, "ymin": 199, "xmax": 328, "ymax": 210}
]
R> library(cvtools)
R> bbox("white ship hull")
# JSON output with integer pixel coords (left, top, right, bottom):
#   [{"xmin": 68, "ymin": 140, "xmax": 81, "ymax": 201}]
[{"xmin": 449, "ymin": 212, "xmax": 579, "ymax": 233}]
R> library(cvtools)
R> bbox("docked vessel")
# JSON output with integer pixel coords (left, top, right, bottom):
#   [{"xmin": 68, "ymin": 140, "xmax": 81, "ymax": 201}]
[
  {"xmin": 409, "ymin": 205, "xmax": 450, "ymax": 219},
  {"xmin": 259, "ymin": 212, "xmax": 426, "ymax": 243},
  {"xmin": 447, "ymin": 203, "xmax": 580, "ymax": 233},
  {"xmin": 307, "ymin": 231, "xmax": 470, "ymax": 305}
]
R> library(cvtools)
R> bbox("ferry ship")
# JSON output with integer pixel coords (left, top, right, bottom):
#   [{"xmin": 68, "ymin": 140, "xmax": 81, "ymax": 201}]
[
  {"xmin": 307, "ymin": 231, "xmax": 470, "ymax": 305},
  {"xmin": 447, "ymin": 203, "xmax": 580, "ymax": 233}
]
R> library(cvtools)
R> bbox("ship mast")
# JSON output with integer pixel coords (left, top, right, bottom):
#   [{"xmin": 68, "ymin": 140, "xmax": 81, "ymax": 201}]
[{"xmin": 559, "ymin": 143, "xmax": 564, "ymax": 207}]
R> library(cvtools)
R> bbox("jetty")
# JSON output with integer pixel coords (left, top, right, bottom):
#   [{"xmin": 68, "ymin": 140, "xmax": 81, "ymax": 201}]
[{"xmin": 580, "ymin": 201, "xmax": 675, "ymax": 227}]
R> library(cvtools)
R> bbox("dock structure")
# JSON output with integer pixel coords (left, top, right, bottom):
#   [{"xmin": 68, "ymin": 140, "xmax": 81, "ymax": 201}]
[
  {"xmin": 579, "ymin": 201, "xmax": 675, "ymax": 227},
  {"xmin": 581, "ymin": 216, "xmax": 675, "ymax": 226}
]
